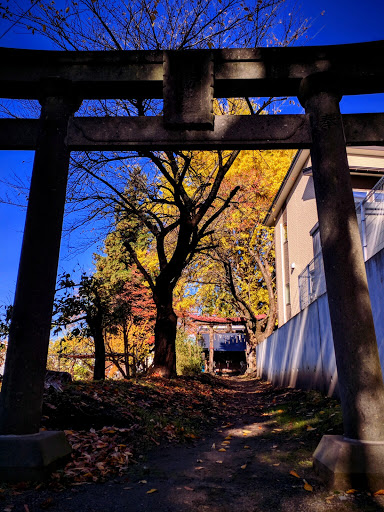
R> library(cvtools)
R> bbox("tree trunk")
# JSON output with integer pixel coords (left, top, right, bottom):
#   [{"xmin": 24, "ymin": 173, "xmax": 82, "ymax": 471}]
[
  {"xmin": 245, "ymin": 326, "xmax": 259, "ymax": 375},
  {"xmin": 89, "ymin": 315, "xmax": 105, "ymax": 380},
  {"xmin": 152, "ymin": 289, "xmax": 177, "ymax": 378},
  {"xmin": 131, "ymin": 353, "xmax": 137, "ymax": 377},
  {"xmin": 93, "ymin": 330, "xmax": 105, "ymax": 380},
  {"xmin": 246, "ymin": 343, "xmax": 257, "ymax": 374},
  {"xmin": 123, "ymin": 321, "xmax": 130, "ymax": 377}
]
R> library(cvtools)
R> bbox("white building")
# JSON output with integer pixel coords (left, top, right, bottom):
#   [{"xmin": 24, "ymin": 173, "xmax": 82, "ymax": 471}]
[{"xmin": 264, "ymin": 147, "xmax": 384, "ymax": 326}]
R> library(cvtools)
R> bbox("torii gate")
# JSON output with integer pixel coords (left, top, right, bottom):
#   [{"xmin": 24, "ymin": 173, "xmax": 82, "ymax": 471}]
[{"xmin": 1, "ymin": 41, "xmax": 384, "ymax": 486}]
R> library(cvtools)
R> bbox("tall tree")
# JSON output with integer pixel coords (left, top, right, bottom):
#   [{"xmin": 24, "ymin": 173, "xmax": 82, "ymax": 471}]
[
  {"xmin": 186, "ymin": 149, "xmax": 294, "ymax": 371},
  {"xmin": 53, "ymin": 235, "xmax": 157, "ymax": 380},
  {"xmin": 94, "ymin": 228, "xmax": 156, "ymax": 377},
  {"xmin": 1, "ymin": 0, "xmax": 310, "ymax": 377}
]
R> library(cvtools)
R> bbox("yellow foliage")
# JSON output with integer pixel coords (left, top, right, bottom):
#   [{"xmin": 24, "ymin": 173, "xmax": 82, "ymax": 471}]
[{"xmin": 187, "ymin": 148, "xmax": 295, "ymax": 323}]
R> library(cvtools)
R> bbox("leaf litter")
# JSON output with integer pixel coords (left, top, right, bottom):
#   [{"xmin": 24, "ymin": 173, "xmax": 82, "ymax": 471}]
[
  {"xmin": 38, "ymin": 377, "xmax": 229, "ymax": 488},
  {"xmin": 3, "ymin": 375, "xmax": 359, "ymax": 511}
]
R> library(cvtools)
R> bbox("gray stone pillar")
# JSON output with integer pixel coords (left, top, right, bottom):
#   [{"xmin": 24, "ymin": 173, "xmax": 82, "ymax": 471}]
[
  {"xmin": 0, "ymin": 79, "xmax": 81, "ymax": 436},
  {"xmin": 299, "ymin": 72, "xmax": 384, "ymax": 489}
]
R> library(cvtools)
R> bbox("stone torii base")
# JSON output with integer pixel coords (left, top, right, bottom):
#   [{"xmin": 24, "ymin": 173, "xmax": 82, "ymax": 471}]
[
  {"xmin": 314, "ymin": 436, "xmax": 384, "ymax": 490},
  {"xmin": 0, "ymin": 431, "xmax": 71, "ymax": 482}
]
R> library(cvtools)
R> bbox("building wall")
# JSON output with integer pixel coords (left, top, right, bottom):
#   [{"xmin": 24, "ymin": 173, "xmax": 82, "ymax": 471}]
[
  {"xmin": 256, "ymin": 246, "xmax": 384, "ymax": 397},
  {"xmin": 274, "ymin": 209, "xmax": 285, "ymax": 326},
  {"xmin": 273, "ymin": 147, "xmax": 384, "ymax": 326},
  {"xmin": 274, "ymin": 157, "xmax": 318, "ymax": 325},
  {"xmin": 285, "ymin": 173, "xmax": 318, "ymax": 319}
]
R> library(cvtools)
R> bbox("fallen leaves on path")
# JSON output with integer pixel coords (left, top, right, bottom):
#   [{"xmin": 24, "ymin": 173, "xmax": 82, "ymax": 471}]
[
  {"xmin": 25, "ymin": 375, "xmax": 344, "ymax": 495},
  {"xmin": 40, "ymin": 377, "xmax": 230, "ymax": 487}
]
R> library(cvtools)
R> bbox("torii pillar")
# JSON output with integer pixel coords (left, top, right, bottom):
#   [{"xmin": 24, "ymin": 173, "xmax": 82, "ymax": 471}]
[
  {"xmin": 299, "ymin": 72, "xmax": 384, "ymax": 489},
  {"xmin": 0, "ymin": 79, "xmax": 79, "ymax": 480}
]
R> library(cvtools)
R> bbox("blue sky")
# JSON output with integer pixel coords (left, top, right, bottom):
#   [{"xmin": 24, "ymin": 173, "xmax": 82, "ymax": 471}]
[{"xmin": 0, "ymin": 0, "xmax": 384, "ymax": 307}]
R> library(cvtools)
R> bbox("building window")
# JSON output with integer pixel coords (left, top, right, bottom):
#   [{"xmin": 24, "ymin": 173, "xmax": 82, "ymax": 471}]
[
  {"xmin": 312, "ymin": 229, "xmax": 321, "ymax": 257},
  {"xmin": 310, "ymin": 223, "xmax": 321, "ymax": 257},
  {"xmin": 285, "ymin": 283, "xmax": 291, "ymax": 305}
]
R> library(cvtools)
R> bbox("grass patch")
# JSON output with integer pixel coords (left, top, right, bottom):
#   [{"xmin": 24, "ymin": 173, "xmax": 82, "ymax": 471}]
[{"xmin": 260, "ymin": 390, "xmax": 343, "ymax": 442}]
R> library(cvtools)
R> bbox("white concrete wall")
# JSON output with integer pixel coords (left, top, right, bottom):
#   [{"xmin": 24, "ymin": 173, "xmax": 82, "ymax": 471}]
[{"xmin": 257, "ymin": 247, "xmax": 384, "ymax": 397}]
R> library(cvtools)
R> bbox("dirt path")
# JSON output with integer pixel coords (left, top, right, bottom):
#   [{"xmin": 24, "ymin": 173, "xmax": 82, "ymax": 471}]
[{"xmin": 5, "ymin": 377, "xmax": 384, "ymax": 511}]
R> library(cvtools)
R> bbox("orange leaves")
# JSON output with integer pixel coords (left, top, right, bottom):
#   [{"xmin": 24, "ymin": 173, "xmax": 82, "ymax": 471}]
[
  {"xmin": 184, "ymin": 433, "xmax": 198, "ymax": 440},
  {"xmin": 290, "ymin": 470, "xmax": 313, "ymax": 492},
  {"xmin": 62, "ymin": 426, "xmax": 134, "ymax": 485}
]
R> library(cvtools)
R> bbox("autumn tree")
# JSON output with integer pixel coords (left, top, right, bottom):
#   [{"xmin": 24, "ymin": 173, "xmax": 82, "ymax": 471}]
[
  {"xmin": 53, "ymin": 230, "xmax": 157, "ymax": 380},
  {"xmin": 53, "ymin": 273, "xmax": 110, "ymax": 380},
  {"xmin": 47, "ymin": 335, "xmax": 94, "ymax": 380},
  {"xmin": 186, "ymin": 149, "xmax": 294, "ymax": 371},
  {"xmin": 94, "ymin": 227, "xmax": 156, "ymax": 377},
  {"xmin": 1, "ymin": 0, "xmax": 310, "ymax": 377}
]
